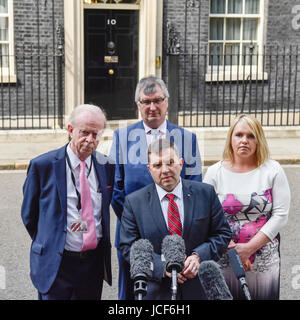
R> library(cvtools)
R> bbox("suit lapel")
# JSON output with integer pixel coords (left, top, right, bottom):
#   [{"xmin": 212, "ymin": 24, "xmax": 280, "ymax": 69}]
[
  {"xmin": 92, "ymin": 153, "xmax": 108, "ymax": 201},
  {"xmin": 182, "ymin": 180, "xmax": 195, "ymax": 237},
  {"xmin": 54, "ymin": 145, "xmax": 68, "ymax": 215},
  {"xmin": 148, "ymin": 184, "xmax": 169, "ymax": 236},
  {"xmin": 127, "ymin": 120, "xmax": 148, "ymax": 165}
]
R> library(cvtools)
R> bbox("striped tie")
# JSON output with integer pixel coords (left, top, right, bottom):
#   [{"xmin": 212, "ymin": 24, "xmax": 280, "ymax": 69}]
[{"xmin": 166, "ymin": 193, "xmax": 182, "ymax": 236}]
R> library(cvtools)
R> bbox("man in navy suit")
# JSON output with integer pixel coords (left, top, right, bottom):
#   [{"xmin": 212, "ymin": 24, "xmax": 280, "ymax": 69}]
[
  {"xmin": 110, "ymin": 75, "xmax": 202, "ymax": 299},
  {"xmin": 119, "ymin": 139, "xmax": 231, "ymax": 299},
  {"xmin": 21, "ymin": 104, "xmax": 115, "ymax": 300}
]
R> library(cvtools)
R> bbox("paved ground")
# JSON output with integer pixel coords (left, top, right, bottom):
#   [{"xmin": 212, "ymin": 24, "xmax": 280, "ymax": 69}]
[{"xmin": 0, "ymin": 166, "xmax": 299, "ymax": 300}]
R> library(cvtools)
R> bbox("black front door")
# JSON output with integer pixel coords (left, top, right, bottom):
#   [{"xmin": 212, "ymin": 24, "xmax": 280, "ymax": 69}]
[{"xmin": 84, "ymin": 9, "xmax": 138, "ymax": 120}]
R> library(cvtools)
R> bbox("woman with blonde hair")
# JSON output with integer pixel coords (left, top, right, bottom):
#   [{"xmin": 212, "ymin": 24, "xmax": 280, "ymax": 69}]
[{"xmin": 204, "ymin": 114, "xmax": 291, "ymax": 300}]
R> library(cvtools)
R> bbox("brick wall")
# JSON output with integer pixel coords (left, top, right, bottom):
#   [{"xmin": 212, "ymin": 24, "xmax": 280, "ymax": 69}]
[
  {"xmin": 162, "ymin": 0, "xmax": 300, "ymax": 125},
  {"xmin": 1, "ymin": 0, "xmax": 299, "ymax": 128},
  {"xmin": 0, "ymin": 0, "xmax": 64, "ymax": 128}
]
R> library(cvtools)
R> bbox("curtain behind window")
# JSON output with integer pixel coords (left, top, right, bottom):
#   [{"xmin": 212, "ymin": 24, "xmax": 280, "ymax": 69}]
[{"xmin": 0, "ymin": 0, "xmax": 7, "ymax": 14}]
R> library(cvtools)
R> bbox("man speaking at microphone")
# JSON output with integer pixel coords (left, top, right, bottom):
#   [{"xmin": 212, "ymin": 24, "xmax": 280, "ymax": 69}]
[{"xmin": 119, "ymin": 139, "xmax": 231, "ymax": 299}]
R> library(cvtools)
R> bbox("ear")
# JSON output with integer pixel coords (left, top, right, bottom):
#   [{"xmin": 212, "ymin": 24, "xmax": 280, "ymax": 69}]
[
  {"xmin": 67, "ymin": 124, "xmax": 73, "ymax": 139},
  {"xmin": 179, "ymin": 158, "xmax": 184, "ymax": 168}
]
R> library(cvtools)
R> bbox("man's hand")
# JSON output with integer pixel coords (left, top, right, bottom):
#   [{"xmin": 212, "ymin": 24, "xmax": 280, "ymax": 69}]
[
  {"xmin": 181, "ymin": 253, "xmax": 200, "ymax": 279},
  {"xmin": 165, "ymin": 253, "xmax": 200, "ymax": 284}
]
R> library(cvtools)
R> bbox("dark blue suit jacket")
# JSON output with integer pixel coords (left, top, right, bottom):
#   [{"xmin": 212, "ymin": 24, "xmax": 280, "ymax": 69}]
[
  {"xmin": 110, "ymin": 120, "xmax": 202, "ymax": 248},
  {"xmin": 21, "ymin": 144, "xmax": 115, "ymax": 294},
  {"xmin": 119, "ymin": 179, "xmax": 232, "ymax": 299}
]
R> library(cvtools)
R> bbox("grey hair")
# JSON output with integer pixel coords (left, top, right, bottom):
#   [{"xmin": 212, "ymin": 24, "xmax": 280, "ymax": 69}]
[
  {"xmin": 67, "ymin": 104, "xmax": 107, "ymax": 129},
  {"xmin": 147, "ymin": 138, "xmax": 179, "ymax": 162},
  {"xmin": 135, "ymin": 75, "xmax": 170, "ymax": 102}
]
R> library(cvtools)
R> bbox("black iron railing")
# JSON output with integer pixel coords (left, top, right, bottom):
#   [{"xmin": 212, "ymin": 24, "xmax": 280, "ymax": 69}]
[
  {"xmin": 0, "ymin": 0, "xmax": 64, "ymax": 130},
  {"xmin": 0, "ymin": 46, "xmax": 64, "ymax": 130},
  {"xmin": 167, "ymin": 45, "xmax": 300, "ymax": 127}
]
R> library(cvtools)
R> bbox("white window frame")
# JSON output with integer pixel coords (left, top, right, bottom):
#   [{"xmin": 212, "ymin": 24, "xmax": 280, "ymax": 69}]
[
  {"xmin": 0, "ymin": 0, "xmax": 16, "ymax": 83},
  {"xmin": 206, "ymin": 0, "xmax": 267, "ymax": 82}
]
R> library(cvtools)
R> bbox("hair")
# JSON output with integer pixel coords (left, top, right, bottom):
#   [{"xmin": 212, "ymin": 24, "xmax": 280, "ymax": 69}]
[
  {"xmin": 135, "ymin": 75, "xmax": 170, "ymax": 102},
  {"xmin": 147, "ymin": 138, "xmax": 179, "ymax": 162},
  {"xmin": 222, "ymin": 114, "xmax": 270, "ymax": 167},
  {"xmin": 67, "ymin": 104, "xmax": 107, "ymax": 129}
]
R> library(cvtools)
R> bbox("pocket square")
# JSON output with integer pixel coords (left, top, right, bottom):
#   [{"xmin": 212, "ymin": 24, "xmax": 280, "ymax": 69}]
[{"xmin": 107, "ymin": 185, "xmax": 112, "ymax": 189}]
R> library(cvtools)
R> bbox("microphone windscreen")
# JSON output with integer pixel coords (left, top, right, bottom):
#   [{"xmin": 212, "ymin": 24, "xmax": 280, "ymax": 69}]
[
  {"xmin": 161, "ymin": 234, "xmax": 185, "ymax": 269},
  {"xmin": 227, "ymin": 248, "xmax": 245, "ymax": 279},
  {"xmin": 130, "ymin": 239, "xmax": 154, "ymax": 279},
  {"xmin": 198, "ymin": 260, "xmax": 233, "ymax": 300}
]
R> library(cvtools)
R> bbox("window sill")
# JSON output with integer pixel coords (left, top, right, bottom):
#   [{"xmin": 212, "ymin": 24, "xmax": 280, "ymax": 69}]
[
  {"xmin": 205, "ymin": 72, "xmax": 268, "ymax": 82},
  {"xmin": 0, "ymin": 74, "xmax": 17, "ymax": 83}
]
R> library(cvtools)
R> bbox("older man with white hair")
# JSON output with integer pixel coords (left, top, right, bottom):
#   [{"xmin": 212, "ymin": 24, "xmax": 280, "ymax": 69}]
[{"xmin": 21, "ymin": 104, "xmax": 115, "ymax": 300}]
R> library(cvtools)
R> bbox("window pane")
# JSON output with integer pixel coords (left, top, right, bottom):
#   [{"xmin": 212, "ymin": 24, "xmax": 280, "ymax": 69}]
[
  {"xmin": 228, "ymin": 0, "xmax": 242, "ymax": 14},
  {"xmin": 226, "ymin": 18, "xmax": 241, "ymax": 40},
  {"xmin": 0, "ymin": 0, "xmax": 8, "ymax": 14},
  {"xmin": 242, "ymin": 43, "xmax": 258, "ymax": 65},
  {"xmin": 245, "ymin": 0, "xmax": 259, "ymax": 14},
  {"xmin": 210, "ymin": 18, "xmax": 224, "ymax": 40},
  {"xmin": 225, "ymin": 43, "xmax": 240, "ymax": 66},
  {"xmin": 209, "ymin": 43, "xmax": 223, "ymax": 66},
  {"xmin": 0, "ymin": 17, "xmax": 8, "ymax": 41},
  {"xmin": 243, "ymin": 18, "xmax": 258, "ymax": 40},
  {"xmin": 0, "ymin": 44, "xmax": 8, "ymax": 67},
  {"xmin": 210, "ymin": 0, "xmax": 225, "ymax": 14}
]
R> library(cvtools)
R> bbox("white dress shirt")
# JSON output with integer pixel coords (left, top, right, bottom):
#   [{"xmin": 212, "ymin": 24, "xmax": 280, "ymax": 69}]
[
  {"xmin": 155, "ymin": 179, "xmax": 184, "ymax": 229},
  {"xmin": 143, "ymin": 120, "xmax": 167, "ymax": 146},
  {"xmin": 65, "ymin": 144, "xmax": 102, "ymax": 251}
]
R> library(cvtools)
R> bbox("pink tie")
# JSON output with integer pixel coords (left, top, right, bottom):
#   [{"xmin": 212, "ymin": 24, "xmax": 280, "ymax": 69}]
[{"xmin": 80, "ymin": 161, "xmax": 98, "ymax": 251}]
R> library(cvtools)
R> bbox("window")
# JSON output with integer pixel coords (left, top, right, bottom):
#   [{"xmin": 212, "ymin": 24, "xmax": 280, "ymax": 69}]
[
  {"xmin": 207, "ymin": 0, "xmax": 266, "ymax": 81},
  {"xmin": 0, "ymin": 0, "xmax": 15, "ymax": 83}
]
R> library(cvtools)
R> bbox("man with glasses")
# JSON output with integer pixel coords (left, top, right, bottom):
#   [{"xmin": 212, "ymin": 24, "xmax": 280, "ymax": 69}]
[
  {"xmin": 110, "ymin": 75, "xmax": 202, "ymax": 300},
  {"xmin": 21, "ymin": 104, "xmax": 115, "ymax": 300}
]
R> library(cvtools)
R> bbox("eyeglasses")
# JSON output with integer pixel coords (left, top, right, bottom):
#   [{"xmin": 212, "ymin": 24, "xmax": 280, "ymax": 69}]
[{"xmin": 138, "ymin": 97, "xmax": 166, "ymax": 106}]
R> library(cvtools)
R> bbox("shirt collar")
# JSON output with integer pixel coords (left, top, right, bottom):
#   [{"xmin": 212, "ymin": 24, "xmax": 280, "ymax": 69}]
[
  {"xmin": 67, "ymin": 143, "xmax": 92, "ymax": 170},
  {"xmin": 155, "ymin": 178, "xmax": 182, "ymax": 202},
  {"xmin": 143, "ymin": 120, "xmax": 167, "ymax": 135}
]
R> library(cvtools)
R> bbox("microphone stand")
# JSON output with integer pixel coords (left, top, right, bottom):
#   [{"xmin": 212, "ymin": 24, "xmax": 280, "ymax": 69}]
[
  {"xmin": 133, "ymin": 274, "xmax": 147, "ymax": 300},
  {"xmin": 239, "ymin": 277, "xmax": 251, "ymax": 300},
  {"xmin": 166, "ymin": 262, "xmax": 182, "ymax": 300}
]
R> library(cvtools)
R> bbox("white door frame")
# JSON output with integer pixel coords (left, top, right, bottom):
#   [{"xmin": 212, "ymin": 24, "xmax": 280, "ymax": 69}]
[{"xmin": 64, "ymin": 0, "xmax": 163, "ymax": 120}]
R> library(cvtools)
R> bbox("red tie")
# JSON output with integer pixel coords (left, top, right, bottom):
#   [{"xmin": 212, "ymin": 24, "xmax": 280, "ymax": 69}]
[
  {"xmin": 166, "ymin": 193, "xmax": 182, "ymax": 236},
  {"xmin": 80, "ymin": 161, "xmax": 97, "ymax": 251}
]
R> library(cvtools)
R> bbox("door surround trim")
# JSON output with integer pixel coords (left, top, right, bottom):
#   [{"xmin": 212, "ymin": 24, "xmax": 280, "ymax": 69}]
[{"xmin": 64, "ymin": 0, "xmax": 163, "ymax": 120}]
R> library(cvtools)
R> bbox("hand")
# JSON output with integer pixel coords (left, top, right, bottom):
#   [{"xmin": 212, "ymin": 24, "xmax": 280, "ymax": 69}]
[
  {"xmin": 227, "ymin": 240, "xmax": 237, "ymax": 250},
  {"xmin": 243, "ymin": 259, "xmax": 253, "ymax": 271},
  {"xmin": 165, "ymin": 254, "xmax": 200, "ymax": 284},
  {"xmin": 234, "ymin": 243, "xmax": 252, "ymax": 265},
  {"xmin": 181, "ymin": 254, "xmax": 200, "ymax": 280},
  {"xmin": 165, "ymin": 270, "xmax": 187, "ymax": 284}
]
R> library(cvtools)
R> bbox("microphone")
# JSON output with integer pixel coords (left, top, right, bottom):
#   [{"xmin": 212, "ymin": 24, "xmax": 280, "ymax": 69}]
[
  {"xmin": 130, "ymin": 239, "xmax": 154, "ymax": 300},
  {"xmin": 198, "ymin": 260, "xmax": 233, "ymax": 300},
  {"xmin": 227, "ymin": 248, "xmax": 251, "ymax": 300},
  {"xmin": 161, "ymin": 234, "xmax": 185, "ymax": 300}
]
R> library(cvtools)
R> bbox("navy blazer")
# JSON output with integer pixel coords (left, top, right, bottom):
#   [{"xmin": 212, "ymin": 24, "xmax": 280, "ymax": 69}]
[
  {"xmin": 119, "ymin": 179, "xmax": 232, "ymax": 299},
  {"xmin": 21, "ymin": 144, "xmax": 115, "ymax": 294},
  {"xmin": 110, "ymin": 120, "xmax": 202, "ymax": 247}
]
